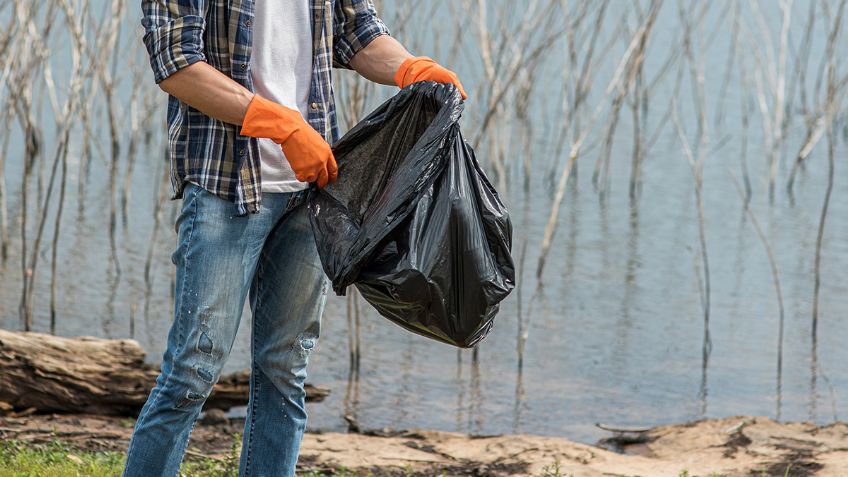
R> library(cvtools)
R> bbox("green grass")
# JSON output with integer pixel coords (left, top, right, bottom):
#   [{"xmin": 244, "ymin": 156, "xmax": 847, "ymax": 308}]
[
  {"xmin": 0, "ymin": 437, "xmax": 364, "ymax": 477},
  {"xmin": 0, "ymin": 439, "xmax": 124, "ymax": 477},
  {"xmin": 541, "ymin": 459, "xmax": 568, "ymax": 477},
  {"xmin": 0, "ymin": 438, "xmax": 243, "ymax": 477}
]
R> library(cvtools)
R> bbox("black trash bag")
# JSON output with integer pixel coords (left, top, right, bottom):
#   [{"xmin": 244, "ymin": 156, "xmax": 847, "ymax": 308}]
[{"xmin": 308, "ymin": 82, "xmax": 514, "ymax": 348}]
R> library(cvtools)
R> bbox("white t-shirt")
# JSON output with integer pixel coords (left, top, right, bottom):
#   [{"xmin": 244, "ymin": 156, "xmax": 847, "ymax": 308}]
[{"xmin": 251, "ymin": 0, "xmax": 313, "ymax": 193}]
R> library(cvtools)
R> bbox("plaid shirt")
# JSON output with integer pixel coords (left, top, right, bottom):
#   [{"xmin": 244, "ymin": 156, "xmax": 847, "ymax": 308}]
[{"xmin": 141, "ymin": 0, "xmax": 390, "ymax": 214}]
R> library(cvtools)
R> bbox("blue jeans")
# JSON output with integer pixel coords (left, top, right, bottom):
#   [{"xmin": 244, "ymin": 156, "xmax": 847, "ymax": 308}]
[{"xmin": 123, "ymin": 182, "xmax": 327, "ymax": 477}]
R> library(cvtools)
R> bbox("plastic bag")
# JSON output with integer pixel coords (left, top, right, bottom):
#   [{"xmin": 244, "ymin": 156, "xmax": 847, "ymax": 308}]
[{"xmin": 308, "ymin": 82, "xmax": 514, "ymax": 348}]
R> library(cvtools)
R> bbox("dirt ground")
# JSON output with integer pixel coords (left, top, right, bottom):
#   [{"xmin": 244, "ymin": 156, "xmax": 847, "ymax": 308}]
[{"xmin": 0, "ymin": 412, "xmax": 846, "ymax": 476}]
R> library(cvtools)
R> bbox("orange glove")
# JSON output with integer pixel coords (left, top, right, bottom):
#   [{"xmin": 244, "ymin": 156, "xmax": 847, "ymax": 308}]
[
  {"xmin": 393, "ymin": 56, "xmax": 468, "ymax": 100},
  {"xmin": 240, "ymin": 94, "xmax": 337, "ymax": 188}
]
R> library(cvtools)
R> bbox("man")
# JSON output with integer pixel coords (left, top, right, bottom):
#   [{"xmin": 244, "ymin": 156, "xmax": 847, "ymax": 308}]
[{"xmin": 123, "ymin": 1, "xmax": 466, "ymax": 476}]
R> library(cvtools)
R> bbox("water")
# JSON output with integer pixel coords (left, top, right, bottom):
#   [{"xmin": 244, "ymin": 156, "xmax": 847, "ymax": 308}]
[{"xmin": 1, "ymin": 0, "xmax": 847, "ymax": 444}]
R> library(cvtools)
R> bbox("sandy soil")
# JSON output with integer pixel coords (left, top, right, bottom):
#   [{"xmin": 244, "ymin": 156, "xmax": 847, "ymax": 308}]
[{"xmin": 0, "ymin": 412, "xmax": 845, "ymax": 476}]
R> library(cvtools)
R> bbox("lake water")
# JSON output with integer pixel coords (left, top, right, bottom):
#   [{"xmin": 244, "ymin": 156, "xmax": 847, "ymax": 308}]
[{"xmin": 1, "ymin": 0, "xmax": 847, "ymax": 444}]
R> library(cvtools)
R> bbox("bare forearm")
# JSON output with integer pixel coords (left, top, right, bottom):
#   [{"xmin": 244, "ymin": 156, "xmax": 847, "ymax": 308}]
[
  {"xmin": 158, "ymin": 61, "xmax": 254, "ymax": 125},
  {"xmin": 348, "ymin": 35, "xmax": 412, "ymax": 85}
]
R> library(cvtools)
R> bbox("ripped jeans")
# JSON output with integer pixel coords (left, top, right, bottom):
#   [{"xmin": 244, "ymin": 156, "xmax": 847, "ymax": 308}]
[{"xmin": 123, "ymin": 182, "xmax": 327, "ymax": 477}]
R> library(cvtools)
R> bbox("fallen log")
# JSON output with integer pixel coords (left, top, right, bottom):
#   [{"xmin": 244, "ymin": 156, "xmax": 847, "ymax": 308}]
[{"xmin": 0, "ymin": 329, "xmax": 329, "ymax": 415}]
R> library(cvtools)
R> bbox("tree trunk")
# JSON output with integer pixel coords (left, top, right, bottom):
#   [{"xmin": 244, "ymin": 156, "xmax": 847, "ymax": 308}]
[{"xmin": 0, "ymin": 329, "xmax": 329, "ymax": 415}]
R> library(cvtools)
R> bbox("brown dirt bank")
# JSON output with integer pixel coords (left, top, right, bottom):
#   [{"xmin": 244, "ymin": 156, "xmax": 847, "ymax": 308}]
[{"xmin": 0, "ymin": 413, "xmax": 845, "ymax": 476}]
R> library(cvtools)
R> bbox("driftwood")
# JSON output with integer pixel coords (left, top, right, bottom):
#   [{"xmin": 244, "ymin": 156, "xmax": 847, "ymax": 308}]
[{"xmin": 0, "ymin": 329, "xmax": 329, "ymax": 415}]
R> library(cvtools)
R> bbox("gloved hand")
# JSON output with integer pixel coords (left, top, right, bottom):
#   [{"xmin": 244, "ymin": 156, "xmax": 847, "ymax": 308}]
[
  {"xmin": 240, "ymin": 94, "xmax": 338, "ymax": 188},
  {"xmin": 393, "ymin": 56, "xmax": 468, "ymax": 100}
]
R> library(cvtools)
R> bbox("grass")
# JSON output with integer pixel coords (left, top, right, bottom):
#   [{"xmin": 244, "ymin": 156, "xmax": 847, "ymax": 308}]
[
  {"xmin": 0, "ymin": 437, "xmax": 363, "ymax": 477},
  {"xmin": 0, "ymin": 438, "xmax": 243, "ymax": 477},
  {"xmin": 0, "ymin": 440, "xmax": 124, "ymax": 477}
]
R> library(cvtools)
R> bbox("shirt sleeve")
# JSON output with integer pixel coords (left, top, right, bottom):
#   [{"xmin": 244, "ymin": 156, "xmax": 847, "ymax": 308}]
[
  {"xmin": 333, "ymin": 0, "xmax": 391, "ymax": 69},
  {"xmin": 141, "ymin": 0, "xmax": 209, "ymax": 84}
]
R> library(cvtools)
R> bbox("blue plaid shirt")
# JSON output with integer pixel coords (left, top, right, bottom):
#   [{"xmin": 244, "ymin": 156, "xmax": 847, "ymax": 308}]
[{"xmin": 141, "ymin": 0, "xmax": 390, "ymax": 214}]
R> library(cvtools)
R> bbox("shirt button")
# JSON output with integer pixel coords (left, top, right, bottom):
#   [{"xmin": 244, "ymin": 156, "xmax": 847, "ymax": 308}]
[
  {"xmin": 240, "ymin": 63, "xmax": 247, "ymax": 70},
  {"xmin": 310, "ymin": 102, "xmax": 319, "ymax": 110},
  {"xmin": 244, "ymin": 20, "xmax": 251, "ymax": 27},
  {"xmin": 239, "ymin": 149, "xmax": 245, "ymax": 156}
]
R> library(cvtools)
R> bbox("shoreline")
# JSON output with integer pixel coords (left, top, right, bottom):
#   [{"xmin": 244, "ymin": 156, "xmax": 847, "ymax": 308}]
[{"xmin": 0, "ymin": 413, "xmax": 845, "ymax": 476}]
